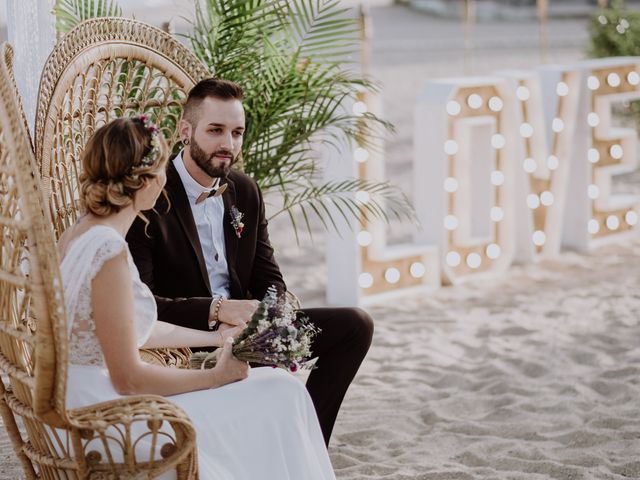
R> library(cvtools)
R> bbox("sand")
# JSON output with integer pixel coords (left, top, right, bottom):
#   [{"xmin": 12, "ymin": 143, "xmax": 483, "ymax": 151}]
[
  {"xmin": 327, "ymin": 239, "xmax": 640, "ymax": 480},
  {"xmin": 1, "ymin": 239, "xmax": 639, "ymax": 479}
]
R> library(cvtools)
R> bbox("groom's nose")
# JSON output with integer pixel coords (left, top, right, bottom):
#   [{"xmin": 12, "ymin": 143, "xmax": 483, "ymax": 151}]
[{"xmin": 220, "ymin": 131, "xmax": 233, "ymax": 150}]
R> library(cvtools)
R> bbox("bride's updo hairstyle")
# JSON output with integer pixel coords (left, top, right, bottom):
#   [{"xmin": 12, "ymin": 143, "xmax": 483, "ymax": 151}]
[{"xmin": 79, "ymin": 115, "xmax": 169, "ymax": 216}]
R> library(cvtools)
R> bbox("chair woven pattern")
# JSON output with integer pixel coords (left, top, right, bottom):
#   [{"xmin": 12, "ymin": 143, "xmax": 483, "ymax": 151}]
[
  {"xmin": 1, "ymin": 40, "xmax": 198, "ymax": 479},
  {"xmin": 66, "ymin": 395, "xmax": 198, "ymax": 479},
  {"xmin": 47, "ymin": 56, "xmax": 189, "ymax": 234},
  {"xmin": 34, "ymin": 18, "xmax": 211, "ymax": 369},
  {"xmin": 35, "ymin": 17, "xmax": 210, "ymax": 238},
  {"xmin": 0, "ymin": 40, "xmax": 70, "ymax": 479}
]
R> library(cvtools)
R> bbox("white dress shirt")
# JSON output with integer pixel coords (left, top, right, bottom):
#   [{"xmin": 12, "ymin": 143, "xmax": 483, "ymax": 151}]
[{"xmin": 173, "ymin": 152, "xmax": 230, "ymax": 299}]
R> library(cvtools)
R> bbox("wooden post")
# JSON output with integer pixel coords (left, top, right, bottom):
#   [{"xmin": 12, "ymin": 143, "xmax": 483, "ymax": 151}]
[
  {"xmin": 463, "ymin": 0, "xmax": 475, "ymax": 74},
  {"xmin": 358, "ymin": 3, "xmax": 372, "ymax": 75},
  {"xmin": 537, "ymin": 0, "xmax": 548, "ymax": 64}
]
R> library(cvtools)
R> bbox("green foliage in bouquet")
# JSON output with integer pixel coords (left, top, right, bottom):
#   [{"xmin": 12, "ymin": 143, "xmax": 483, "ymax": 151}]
[{"xmin": 53, "ymin": 0, "xmax": 417, "ymax": 240}]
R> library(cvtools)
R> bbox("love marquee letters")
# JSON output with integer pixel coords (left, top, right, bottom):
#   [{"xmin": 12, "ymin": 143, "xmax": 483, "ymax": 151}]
[{"xmin": 327, "ymin": 57, "xmax": 640, "ymax": 304}]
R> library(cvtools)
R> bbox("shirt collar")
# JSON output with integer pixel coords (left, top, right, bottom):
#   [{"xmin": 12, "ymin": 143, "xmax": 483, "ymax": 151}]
[{"xmin": 173, "ymin": 150, "xmax": 221, "ymax": 205}]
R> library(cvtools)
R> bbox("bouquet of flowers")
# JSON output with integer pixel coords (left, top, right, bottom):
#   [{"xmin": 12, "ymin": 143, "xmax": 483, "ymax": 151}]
[{"xmin": 189, "ymin": 286, "xmax": 319, "ymax": 372}]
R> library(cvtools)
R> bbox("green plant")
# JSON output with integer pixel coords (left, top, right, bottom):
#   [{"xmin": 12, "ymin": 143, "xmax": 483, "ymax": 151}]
[
  {"xmin": 54, "ymin": 0, "xmax": 122, "ymax": 37},
  {"xmin": 587, "ymin": 0, "xmax": 640, "ymax": 128},
  {"xmin": 587, "ymin": 0, "xmax": 640, "ymax": 58},
  {"xmin": 54, "ymin": 0, "xmax": 416, "ymax": 240}
]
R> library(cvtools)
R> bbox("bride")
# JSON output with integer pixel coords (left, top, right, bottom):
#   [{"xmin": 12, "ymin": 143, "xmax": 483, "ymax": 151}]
[{"xmin": 57, "ymin": 115, "xmax": 335, "ymax": 479}]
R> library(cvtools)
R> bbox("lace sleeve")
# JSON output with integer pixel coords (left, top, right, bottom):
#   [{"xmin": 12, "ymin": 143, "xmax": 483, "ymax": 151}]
[{"xmin": 61, "ymin": 227, "xmax": 127, "ymax": 336}]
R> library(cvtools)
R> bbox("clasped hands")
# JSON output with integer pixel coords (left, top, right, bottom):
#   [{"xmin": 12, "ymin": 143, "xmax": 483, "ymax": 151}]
[
  {"xmin": 212, "ymin": 299, "xmax": 260, "ymax": 344},
  {"xmin": 209, "ymin": 300, "xmax": 259, "ymax": 381}
]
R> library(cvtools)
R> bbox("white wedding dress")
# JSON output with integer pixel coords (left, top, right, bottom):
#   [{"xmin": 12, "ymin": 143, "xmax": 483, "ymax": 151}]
[{"xmin": 60, "ymin": 225, "xmax": 335, "ymax": 480}]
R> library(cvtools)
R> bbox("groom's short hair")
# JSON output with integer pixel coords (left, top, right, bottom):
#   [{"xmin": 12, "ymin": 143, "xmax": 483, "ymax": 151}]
[{"xmin": 183, "ymin": 78, "xmax": 244, "ymax": 126}]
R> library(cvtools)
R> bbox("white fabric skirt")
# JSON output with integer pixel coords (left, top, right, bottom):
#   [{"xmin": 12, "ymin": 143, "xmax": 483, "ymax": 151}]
[{"xmin": 66, "ymin": 364, "xmax": 335, "ymax": 480}]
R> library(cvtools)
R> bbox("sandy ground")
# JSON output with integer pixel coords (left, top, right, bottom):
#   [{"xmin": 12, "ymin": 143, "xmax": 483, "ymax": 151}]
[
  {"xmin": 326, "ymin": 239, "xmax": 640, "ymax": 480},
  {"xmin": 2, "ymin": 4, "xmax": 640, "ymax": 480}
]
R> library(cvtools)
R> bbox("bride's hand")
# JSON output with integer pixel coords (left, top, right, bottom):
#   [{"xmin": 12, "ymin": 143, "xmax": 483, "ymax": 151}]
[
  {"xmin": 212, "ymin": 338, "xmax": 248, "ymax": 386},
  {"xmin": 217, "ymin": 322, "xmax": 246, "ymax": 344}
]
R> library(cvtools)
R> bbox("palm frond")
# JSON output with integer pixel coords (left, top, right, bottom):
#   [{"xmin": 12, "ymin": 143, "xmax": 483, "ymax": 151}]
[
  {"xmin": 50, "ymin": 0, "xmax": 412, "ymax": 239},
  {"xmin": 54, "ymin": 0, "xmax": 123, "ymax": 35},
  {"xmin": 284, "ymin": 0, "xmax": 360, "ymax": 65},
  {"xmin": 271, "ymin": 178, "xmax": 417, "ymax": 240}
]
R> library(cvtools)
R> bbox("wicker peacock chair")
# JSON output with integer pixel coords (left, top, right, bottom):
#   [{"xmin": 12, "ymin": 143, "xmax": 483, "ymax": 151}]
[
  {"xmin": 34, "ymin": 17, "xmax": 212, "ymax": 368},
  {"xmin": 0, "ymin": 41, "xmax": 198, "ymax": 479}
]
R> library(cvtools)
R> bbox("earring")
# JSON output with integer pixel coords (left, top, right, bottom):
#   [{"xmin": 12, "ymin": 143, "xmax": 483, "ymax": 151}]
[{"xmin": 183, "ymin": 138, "xmax": 190, "ymax": 145}]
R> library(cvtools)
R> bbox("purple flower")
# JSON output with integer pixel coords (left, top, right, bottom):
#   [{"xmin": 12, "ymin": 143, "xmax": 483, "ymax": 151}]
[{"xmin": 193, "ymin": 285, "xmax": 318, "ymax": 372}]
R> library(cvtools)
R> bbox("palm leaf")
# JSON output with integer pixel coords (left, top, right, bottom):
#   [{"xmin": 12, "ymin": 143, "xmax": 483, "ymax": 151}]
[
  {"xmin": 53, "ymin": 0, "xmax": 416, "ymax": 239},
  {"xmin": 271, "ymin": 178, "xmax": 417, "ymax": 240},
  {"xmin": 54, "ymin": 0, "xmax": 123, "ymax": 35}
]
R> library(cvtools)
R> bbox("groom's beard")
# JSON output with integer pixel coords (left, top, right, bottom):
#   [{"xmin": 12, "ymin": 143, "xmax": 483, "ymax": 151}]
[{"xmin": 189, "ymin": 135, "xmax": 234, "ymax": 178}]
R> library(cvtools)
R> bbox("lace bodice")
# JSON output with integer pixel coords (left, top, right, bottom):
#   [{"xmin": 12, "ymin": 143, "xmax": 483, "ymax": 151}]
[{"xmin": 60, "ymin": 225, "xmax": 156, "ymax": 366}]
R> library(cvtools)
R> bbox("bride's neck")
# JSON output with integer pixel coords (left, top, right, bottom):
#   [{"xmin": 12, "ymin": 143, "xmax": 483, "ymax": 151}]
[{"xmin": 86, "ymin": 206, "xmax": 138, "ymax": 238}]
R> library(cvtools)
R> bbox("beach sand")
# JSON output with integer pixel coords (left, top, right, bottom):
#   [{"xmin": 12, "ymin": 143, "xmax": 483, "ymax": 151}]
[
  {"xmin": 326, "ymin": 239, "xmax": 640, "ymax": 480},
  {"xmin": 1, "ymin": 238, "xmax": 638, "ymax": 479}
]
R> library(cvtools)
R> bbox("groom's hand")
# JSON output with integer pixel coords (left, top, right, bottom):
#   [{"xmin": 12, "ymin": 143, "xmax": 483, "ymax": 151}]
[
  {"xmin": 217, "ymin": 322, "xmax": 246, "ymax": 341},
  {"xmin": 217, "ymin": 299, "xmax": 260, "ymax": 326}
]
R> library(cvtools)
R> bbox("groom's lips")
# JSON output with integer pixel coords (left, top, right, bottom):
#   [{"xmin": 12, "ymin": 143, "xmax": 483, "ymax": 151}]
[{"xmin": 208, "ymin": 153, "xmax": 233, "ymax": 164}]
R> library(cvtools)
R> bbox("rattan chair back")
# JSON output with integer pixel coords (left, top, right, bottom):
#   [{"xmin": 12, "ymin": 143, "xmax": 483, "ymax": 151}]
[
  {"xmin": 33, "ymin": 17, "xmax": 213, "ymax": 370},
  {"xmin": 0, "ymin": 40, "xmax": 70, "ymax": 477},
  {"xmin": 0, "ymin": 39, "xmax": 198, "ymax": 479},
  {"xmin": 35, "ymin": 17, "xmax": 209, "ymax": 237}
]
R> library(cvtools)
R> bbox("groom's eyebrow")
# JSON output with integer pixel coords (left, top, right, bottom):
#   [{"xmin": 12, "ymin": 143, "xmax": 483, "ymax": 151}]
[{"xmin": 207, "ymin": 122, "xmax": 244, "ymax": 131}]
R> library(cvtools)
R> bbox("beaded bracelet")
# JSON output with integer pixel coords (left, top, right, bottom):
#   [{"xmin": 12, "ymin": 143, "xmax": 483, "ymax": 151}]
[{"xmin": 212, "ymin": 296, "xmax": 224, "ymax": 324}]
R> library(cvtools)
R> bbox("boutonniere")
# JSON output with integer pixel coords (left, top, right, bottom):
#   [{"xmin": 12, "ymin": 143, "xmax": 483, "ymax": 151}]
[{"xmin": 229, "ymin": 205, "xmax": 245, "ymax": 238}]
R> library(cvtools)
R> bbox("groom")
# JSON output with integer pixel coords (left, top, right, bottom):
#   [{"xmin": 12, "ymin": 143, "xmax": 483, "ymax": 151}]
[{"xmin": 127, "ymin": 78, "xmax": 373, "ymax": 445}]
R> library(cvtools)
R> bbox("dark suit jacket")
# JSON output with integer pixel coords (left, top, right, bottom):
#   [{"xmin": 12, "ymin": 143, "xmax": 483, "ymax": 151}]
[{"xmin": 126, "ymin": 160, "xmax": 286, "ymax": 331}]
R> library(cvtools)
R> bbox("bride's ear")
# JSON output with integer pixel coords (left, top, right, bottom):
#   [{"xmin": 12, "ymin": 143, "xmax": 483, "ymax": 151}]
[
  {"xmin": 139, "ymin": 177, "xmax": 154, "ymax": 190},
  {"xmin": 131, "ymin": 178, "xmax": 153, "ymax": 205}
]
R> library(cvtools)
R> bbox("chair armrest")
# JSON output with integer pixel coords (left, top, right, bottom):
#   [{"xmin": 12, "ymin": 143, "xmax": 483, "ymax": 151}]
[
  {"xmin": 67, "ymin": 395, "xmax": 197, "ymax": 479},
  {"xmin": 285, "ymin": 291, "xmax": 302, "ymax": 310},
  {"xmin": 139, "ymin": 347, "xmax": 193, "ymax": 368}
]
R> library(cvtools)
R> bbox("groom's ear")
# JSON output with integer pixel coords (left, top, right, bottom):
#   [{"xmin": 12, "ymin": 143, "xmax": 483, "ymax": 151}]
[{"xmin": 178, "ymin": 118, "xmax": 192, "ymax": 143}]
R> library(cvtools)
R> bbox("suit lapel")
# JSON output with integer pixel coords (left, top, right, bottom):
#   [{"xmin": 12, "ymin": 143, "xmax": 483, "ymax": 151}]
[
  {"xmin": 222, "ymin": 177, "xmax": 240, "ymax": 289},
  {"xmin": 166, "ymin": 162, "xmax": 212, "ymax": 294}
]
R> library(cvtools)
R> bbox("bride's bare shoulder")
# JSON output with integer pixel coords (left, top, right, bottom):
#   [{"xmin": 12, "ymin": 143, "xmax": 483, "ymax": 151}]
[
  {"xmin": 56, "ymin": 220, "xmax": 100, "ymax": 260},
  {"xmin": 56, "ymin": 227, "xmax": 75, "ymax": 259}
]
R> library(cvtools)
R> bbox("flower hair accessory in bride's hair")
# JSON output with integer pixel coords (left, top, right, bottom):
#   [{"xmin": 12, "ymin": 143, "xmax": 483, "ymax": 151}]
[{"xmin": 130, "ymin": 113, "xmax": 161, "ymax": 174}]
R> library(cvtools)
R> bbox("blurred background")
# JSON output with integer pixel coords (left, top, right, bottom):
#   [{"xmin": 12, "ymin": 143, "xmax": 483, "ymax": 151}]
[{"xmin": 2, "ymin": 0, "xmax": 639, "ymax": 305}]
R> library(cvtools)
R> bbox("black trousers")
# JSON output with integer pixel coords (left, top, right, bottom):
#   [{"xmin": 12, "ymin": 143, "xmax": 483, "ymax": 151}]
[{"xmin": 300, "ymin": 307, "xmax": 374, "ymax": 446}]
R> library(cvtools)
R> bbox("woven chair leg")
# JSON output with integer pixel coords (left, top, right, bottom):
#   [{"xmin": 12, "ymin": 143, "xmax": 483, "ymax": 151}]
[{"xmin": 0, "ymin": 381, "xmax": 38, "ymax": 480}]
